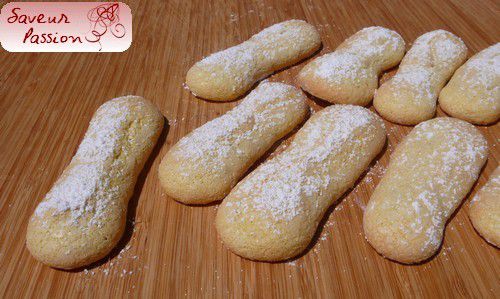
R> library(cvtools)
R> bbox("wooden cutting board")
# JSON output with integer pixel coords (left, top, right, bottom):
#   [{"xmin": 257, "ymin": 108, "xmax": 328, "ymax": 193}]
[{"xmin": 0, "ymin": 0, "xmax": 498, "ymax": 297}]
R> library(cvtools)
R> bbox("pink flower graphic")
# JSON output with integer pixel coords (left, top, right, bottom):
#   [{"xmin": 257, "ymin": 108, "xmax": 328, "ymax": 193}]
[{"xmin": 85, "ymin": 3, "xmax": 126, "ymax": 51}]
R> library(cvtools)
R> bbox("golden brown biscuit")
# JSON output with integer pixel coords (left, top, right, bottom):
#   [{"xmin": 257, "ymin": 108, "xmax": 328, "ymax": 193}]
[
  {"xmin": 364, "ymin": 118, "xmax": 488, "ymax": 264},
  {"xmin": 298, "ymin": 26, "xmax": 405, "ymax": 106},
  {"xmin": 439, "ymin": 43, "xmax": 500, "ymax": 125},
  {"xmin": 469, "ymin": 166, "xmax": 500, "ymax": 247},
  {"xmin": 186, "ymin": 20, "xmax": 321, "ymax": 101},
  {"xmin": 374, "ymin": 30, "xmax": 468, "ymax": 125},
  {"xmin": 159, "ymin": 82, "xmax": 308, "ymax": 204},
  {"xmin": 26, "ymin": 96, "xmax": 164, "ymax": 269},
  {"xmin": 216, "ymin": 105, "xmax": 386, "ymax": 261}
]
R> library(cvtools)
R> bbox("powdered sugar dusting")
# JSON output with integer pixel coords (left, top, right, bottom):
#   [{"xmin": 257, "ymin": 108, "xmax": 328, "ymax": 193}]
[
  {"xmin": 434, "ymin": 37, "xmax": 465, "ymax": 64},
  {"xmin": 383, "ymin": 30, "xmax": 467, "ymax": 105},
  {"xmin": 341, "ymin": 26, "xmax": 404, "ymax": 61},
  {"xmin": 306, "ymin": 26, "xmax": 403, "ymax": 88},
  {"xmin": 200, "ymin": 44, "xmax": 257, "ymax": 89},
  {"xmin": 471, "ymin": 166, "xmax": 500, "ymax": 205},
  {"xmin": 406, "ymin": 30, "xmax": 466, "ymax": 68},
  {"xmin": 458, "ymin": 43, "xmax": 500, "ymax": 105},
  {"xmin": 200, "ymin": 44, "xmax": 255, "ymax": 68},
  {"xmin": 226, "ymin": 105, "xmax": 381, "ymax": 228},
  {"xmin": 171, "ymin": 82, "xmax": 305, "ymax": 175},
  {"xmin": 192, "ymin": 20, "xmax": 319, "ymax": 92},
  {"xmin": 391, "ymin": 66, "xmax": 435, "ymax": 99},
  {"xmin": 252, "ymin": 20, "xmax": 318, "ymax": 62},
  {"xmin": 468, "ymin": 166, "xmax": 500, "ymax": 246},
  {"xmin": 314, "ymin": 52, "xmax": 368, "ymax": 83},
  {"xmin": 35, "ymin": 98, "xmax": 140, "ymax": 226},
  {"xmin": 388, "ymin": 118, "xmax": 487, "ymax": 251}
]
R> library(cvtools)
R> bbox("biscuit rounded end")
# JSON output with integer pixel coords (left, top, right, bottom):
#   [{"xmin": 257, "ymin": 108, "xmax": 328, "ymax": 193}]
[
  {"xmin": 468, "ymin": 167, "xmax": 500, "ymax": 247},
  {"xmin": 186, "ymin": 65, "xmax": 249, "ymax": 101},
  {"xmin": 469, "ymin": 203, "xmax": 500, "ymax": 248},
  {"xmin": 158, "ymin": 155, "xmax": 229, "ymax": 204},
  {"xmin": 363, "ymin": 117, "xmax": 488, "ymax": 264},
  {"xmin": 215, "ymin": 206, "xmax": 309, "ymax": 261},
  {"xmin": 374, "ymin": 84, "xmax": 436, "ymax": 125},
  {"xmin": 363, "ymin": 206, "xmax": 442, "ymax": 264},
  {"xmin": 297, "ymin": 57, "xmax": 377, "ymax": 106},
  {"xmin": 439, "ymin": 85, "xmax": 500, "ymax": 125},
  {"xmin": 26, "ymin": 209, "xmax": 125, "ymax": 269}
]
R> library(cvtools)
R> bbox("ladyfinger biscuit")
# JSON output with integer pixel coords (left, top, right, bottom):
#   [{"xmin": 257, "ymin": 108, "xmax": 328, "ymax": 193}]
[
  {"xmin": 216, "ymin": 105, "xmax": 386, "ymax": 261},
  {"xmin": 374, "ymin": 30, "xmax": 468, "ymax": 125},
  {"xmin": 439, "ymin": 43, "xmax": 500, "ymax": 125},
  {"xmin": 363, "ymin": 118, "xmax": 487, "ymax": 264},
  {"xmin": 298, "ymin": 26, "xmax": 405, "ymax": 106},
  {"xmin": 186, "ymin": 20, "xmax": 321, "ymax": 101},
  {"xmin": 159, "ymin": 82, "xmax": 308, "ymax": 205},
  {"xmin": 26, "ymin": 96, "xmax": 164, "ymax": 269},
  {"xmin": 469, "ymin": 166, "xmax": 500, "ymax": 247}
]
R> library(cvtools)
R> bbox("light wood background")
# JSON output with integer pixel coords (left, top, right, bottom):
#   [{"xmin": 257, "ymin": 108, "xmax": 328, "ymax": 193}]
[{"xmin": 0, "ymin": 0, "xmax": 499, "ymax": 298}]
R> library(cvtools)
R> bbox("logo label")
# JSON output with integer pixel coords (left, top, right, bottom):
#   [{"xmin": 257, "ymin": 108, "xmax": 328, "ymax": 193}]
[{"xmin": 0, "ymin": 2, "xmax": 132, "ymax": 52}]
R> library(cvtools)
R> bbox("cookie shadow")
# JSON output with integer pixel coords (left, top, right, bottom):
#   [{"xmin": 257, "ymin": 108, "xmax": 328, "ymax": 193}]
[{"xmin": 302, "ymin": 90, "xmax": 333, "ymax": 108}]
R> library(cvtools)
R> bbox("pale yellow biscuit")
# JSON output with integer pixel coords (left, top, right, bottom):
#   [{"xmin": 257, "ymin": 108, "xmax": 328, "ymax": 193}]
[
  {"xmin": 216, "ymin": 105, "xmax": 386, "ymax": 261},
  {"xmin": 26, "ymin": 96, "xmax": 164, "ymax": 269},
  {"xmin": 363, "ymin": 118, "xmax": 487, "ymax": 264},
  {"xmin": 374, "ymin": 30, "xmax": 467, "ymax": 125},
  {"xmin": 159, "ymin": 82, "xmax": 308, "ymax": 205},
  {"xmin": 186, "ymin": 20, "xmax": 321, "ymax": 101},
  {"xmin": 298, "ymin": 26, "xmax": 405, "ymax": 106},
  {"xmin": 439, "ymin": 43, "xmax": 500, "ymax": 125},
  {"xmin": 469, "ymin": 166, "xmax": 500, "ymax": 247}
]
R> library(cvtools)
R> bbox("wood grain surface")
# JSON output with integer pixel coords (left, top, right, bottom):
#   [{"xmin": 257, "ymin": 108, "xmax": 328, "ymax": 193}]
[{"xmin": 0, "ymin": 0, "xmax": 499, "ymax": 298}]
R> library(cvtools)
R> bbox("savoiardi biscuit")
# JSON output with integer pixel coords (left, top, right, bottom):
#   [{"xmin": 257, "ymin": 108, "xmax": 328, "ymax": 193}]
[
  {"xmin": 374, "ymin": 30, "xmax": 467, "ymax": 125},
  {"xmin": 26, "ymin": 96, "xmax": 164, "ymax": 269},
  {"xmin": 439, "ymin": 43, "xmax": 500, "ymax": 125},
  {"xmin": 363, "ymin": 117, "xmax": 487, "ymax": 264},
  {"xmin": 298, "ymin": 26, "xmax": 405, "ymax": 106},
  {"xmin": 159, "ymin": 82, "xmax": 308, "ymax": 205},
  {"xmin": 469, "ymin": 166, "xmax": 500, "ymax": 247},
  {"xmin": 186, "ymin": 20, "xmax": 321, "ymax": 101},
  {"xmin": 216, "ymin": 105, "xmax": 386, "ymax": 261}
]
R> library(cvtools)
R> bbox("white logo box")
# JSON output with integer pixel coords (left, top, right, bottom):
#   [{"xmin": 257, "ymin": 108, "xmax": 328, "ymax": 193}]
[{"xmin": 0, "ymin": 2, "xmax": 132, "ymax": 52}]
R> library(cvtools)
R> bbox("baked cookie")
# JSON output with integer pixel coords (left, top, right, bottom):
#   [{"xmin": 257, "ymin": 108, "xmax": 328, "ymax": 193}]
[
  {"xmin": 159, "ymin": 82, "xmax": 309, "ymax": 204},
  {"xmin": 363, "ymin": 117, "xmax": 487, "ymax": 264},
  {"xmin": 216, "ymin": 105, "xmax": 386, "ymax": 261},
  {"xmin": 298, "ymin": 26, "xmax": 405, "ymax": 105},
  {"xmin": 469, "ymin": 166, "xmax": 500, "ymax": 247},
  {"xmin": 26, "ymin": 96, "xmax": 164, "ymax": 269},
  {"xmin": 186, "ymin": 20, "xmax": 321, "ymax": 101},
  {"xmin": 439, "ymin": 43, "xmax": 500, "ymax": 125},
  {"xmin": 374, "ymin": 30, "xmax": 468, "ymax": 125}
]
